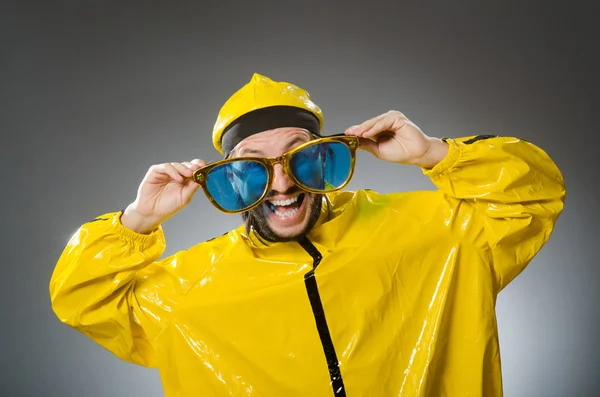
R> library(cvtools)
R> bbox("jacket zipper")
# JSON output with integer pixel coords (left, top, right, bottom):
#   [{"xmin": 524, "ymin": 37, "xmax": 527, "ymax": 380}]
[{"xmin": 298, "ymin": 237, "xmax": 346, "ymax": 396}]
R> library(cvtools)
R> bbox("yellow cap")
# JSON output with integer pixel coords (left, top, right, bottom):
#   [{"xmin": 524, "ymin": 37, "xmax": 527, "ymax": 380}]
[{"xmin": 212, "ymin": 73, "xmax": 324, "ymax": 154}]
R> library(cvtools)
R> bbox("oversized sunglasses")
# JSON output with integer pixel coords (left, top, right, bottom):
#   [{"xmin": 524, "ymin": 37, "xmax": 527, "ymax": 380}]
[{"xmin": 192, "ymin": 134, "xmax": 360, "ymax": 214}]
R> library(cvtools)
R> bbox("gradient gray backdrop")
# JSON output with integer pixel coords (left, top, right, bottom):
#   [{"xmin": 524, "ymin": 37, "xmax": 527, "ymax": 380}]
[{"xmin": 2, "ymin": 1, "xmax": 598, "ymax": 396}]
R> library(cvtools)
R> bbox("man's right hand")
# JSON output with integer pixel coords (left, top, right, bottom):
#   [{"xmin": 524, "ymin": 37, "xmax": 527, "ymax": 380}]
[{"xmin": 121, "ymin": 159, "xmax": 206, "ymax": 234}]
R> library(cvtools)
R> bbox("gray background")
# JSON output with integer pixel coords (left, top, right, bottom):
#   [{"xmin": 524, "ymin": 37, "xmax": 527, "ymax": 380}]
[{"xmin": 2, "ymin": 1, "xmax": 598, "ymax": 396}]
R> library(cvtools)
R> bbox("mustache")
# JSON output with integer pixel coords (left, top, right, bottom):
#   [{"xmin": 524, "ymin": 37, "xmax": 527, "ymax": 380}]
[{"xmin": 265, "ymin": 186, "xmax": 305, "ymax": 198}]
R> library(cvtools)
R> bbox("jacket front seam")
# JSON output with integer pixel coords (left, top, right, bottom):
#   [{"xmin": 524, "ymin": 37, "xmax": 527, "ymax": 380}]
[{"xmin": 298, "ymin": 237, "xmax": 346, "ymax": 396}]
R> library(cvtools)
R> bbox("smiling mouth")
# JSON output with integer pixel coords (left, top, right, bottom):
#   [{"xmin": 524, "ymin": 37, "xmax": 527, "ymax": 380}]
[{"xmin": 265, "ymin": 193, "xmax": 306, "ymax": 218}]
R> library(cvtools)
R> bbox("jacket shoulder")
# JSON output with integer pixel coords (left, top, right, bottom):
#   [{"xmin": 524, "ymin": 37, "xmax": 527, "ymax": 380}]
[
  {"xmin": 330, "ymin": 188, "xmax": 444, "ymax": 207},
  {"xmin": 136, "ymin": 226, "xmax": 246, "ymax": 289}
]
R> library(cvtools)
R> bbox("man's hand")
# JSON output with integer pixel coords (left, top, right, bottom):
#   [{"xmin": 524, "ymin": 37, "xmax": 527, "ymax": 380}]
[
  {"xmin": 121, "ymin": 159, "xmax": 205, "ymax": 234},
  {"xmin": 344, "ymin": 110, "xmax": 449, "ymax": 169}
]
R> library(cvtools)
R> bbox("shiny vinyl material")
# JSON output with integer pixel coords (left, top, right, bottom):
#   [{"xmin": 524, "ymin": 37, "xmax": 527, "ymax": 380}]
[
  {"xmin": 212, "ymin": 73, "xmax": 324, "ymax": 154},
  {"xmin": 50, "ymin": 136, "xmax": 566, "ymax": 396}
]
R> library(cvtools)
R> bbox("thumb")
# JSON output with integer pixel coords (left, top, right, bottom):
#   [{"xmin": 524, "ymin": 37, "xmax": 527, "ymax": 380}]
[
  {"xmin": 358, "ymin": 137, "xmax": 381, "ymax": 158},
  {"xmin": 182, "ymin": 178, "xmax": 202, "ymax": 199}
]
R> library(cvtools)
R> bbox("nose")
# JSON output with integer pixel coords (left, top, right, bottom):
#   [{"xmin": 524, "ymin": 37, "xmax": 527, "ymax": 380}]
[{"xmin": 271, "ymin": 163, "xmax": 294, "ymax": 193}]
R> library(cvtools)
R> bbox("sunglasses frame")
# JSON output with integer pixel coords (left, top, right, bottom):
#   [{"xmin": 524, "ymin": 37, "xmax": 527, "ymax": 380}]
[{"xmin": 193, "ymin": 134, "xmax": 360, "ymax": 214}]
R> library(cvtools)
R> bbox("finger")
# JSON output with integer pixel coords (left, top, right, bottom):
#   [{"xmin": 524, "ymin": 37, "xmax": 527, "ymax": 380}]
[
  {"xmin": 344, "ymin": 113, "xmax": 385, "ymax": 136},
  {"xmin": 182, "ymin": 178, "xmax": 202, "ymax": 199},
  {"xmin": 357, "ymin": 137, "xmax": 381, "ymax": 158},
  {"xmin": 182, "ymin": 159, "xmax": 206, "ymax": 171},
  {"xmin": 170, "ymin": 162, "xmax": 194, "ymax": 178},
  {"xmin": 364, "ymin": 112, "xmax": 410, "ymax": 139},
  {"xmin": 347, "ymin": 111, "xmax": 410, "ymax": 139},
  {"xmin": 361, "ymin": 110, "xmax": 409, "ymax": 138},
  {"xmin": 360, "ymin": 118, "xmax": 393, "ymax": 139},
  {"xmin": 149, "ymin": 163, "xmax": 185, "ymax": 182}
]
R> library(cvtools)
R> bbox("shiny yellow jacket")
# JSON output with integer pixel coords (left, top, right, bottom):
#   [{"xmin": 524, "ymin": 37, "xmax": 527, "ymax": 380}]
[{"xmin": 50, "ymin": 135, "xmax": 566, "ymax": 396}]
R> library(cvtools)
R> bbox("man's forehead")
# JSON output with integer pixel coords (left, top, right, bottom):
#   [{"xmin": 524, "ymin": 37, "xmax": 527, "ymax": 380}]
[{"xmin": 235, "ymin": 128, "xmax": 311, "ymax": 154}]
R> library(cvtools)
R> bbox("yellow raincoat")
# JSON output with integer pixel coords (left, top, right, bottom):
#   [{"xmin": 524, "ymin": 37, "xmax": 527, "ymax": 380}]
[{"xmin": 50, "ymin": 135, "xmax": 565, "ymax": 396}]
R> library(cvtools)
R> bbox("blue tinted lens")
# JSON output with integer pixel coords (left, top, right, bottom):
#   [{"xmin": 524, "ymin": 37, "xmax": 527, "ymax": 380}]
[
  {"xmin": 205, "ymin": 160, "xmax": 268, "ymax": 211},
  {"xmin": 290, "ymin": 141, "xmax": 352, "ymax": 191}
]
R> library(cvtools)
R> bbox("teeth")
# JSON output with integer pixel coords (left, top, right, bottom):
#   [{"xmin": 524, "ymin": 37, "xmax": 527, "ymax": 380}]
[
  {"xmin": 274, "ymin": 207, "xmax": 299, "ymax": 218},
  {"xmin": 268, "ymin": 195, "xmax": 300, "ymax": 206}
]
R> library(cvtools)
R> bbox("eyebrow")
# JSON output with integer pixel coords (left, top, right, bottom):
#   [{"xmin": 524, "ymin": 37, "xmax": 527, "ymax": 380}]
[{"xmin": 239, "ymin": 136, "xmax": 308, "ymax": 157}]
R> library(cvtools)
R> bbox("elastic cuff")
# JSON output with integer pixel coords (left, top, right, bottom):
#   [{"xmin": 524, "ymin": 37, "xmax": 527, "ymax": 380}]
[
  {"xmin": 422, "ymin": 139, "xmax": 461, "ymax": 177},
  {"xmin": 111, "ymin": 211, "xmax": 163, "ymax": 247}
]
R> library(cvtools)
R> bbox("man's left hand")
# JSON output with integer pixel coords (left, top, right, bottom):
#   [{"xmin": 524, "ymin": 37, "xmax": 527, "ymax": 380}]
[{"xmin": 344, "ymin": 110, "xmax": 449, "ymax": 169}]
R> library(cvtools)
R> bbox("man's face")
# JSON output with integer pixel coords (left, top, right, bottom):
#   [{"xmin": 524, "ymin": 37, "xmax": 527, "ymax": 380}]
[{"xmin": 231, "ymin": 127, "xmax": 323, "ymax": 242}]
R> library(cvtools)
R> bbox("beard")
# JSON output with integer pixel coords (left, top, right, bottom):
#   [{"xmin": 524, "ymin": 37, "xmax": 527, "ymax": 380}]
[{"xmin": 241, "ymin": 190, "xmax": 323, "ymax": 243}]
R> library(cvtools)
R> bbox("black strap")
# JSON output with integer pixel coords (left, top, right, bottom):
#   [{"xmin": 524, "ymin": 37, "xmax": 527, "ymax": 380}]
[{"xmin": 298, "ymin": 237, "xmax": 346, "ymax": 396}]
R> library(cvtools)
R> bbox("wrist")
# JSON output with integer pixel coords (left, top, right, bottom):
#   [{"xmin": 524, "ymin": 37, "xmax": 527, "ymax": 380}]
[
  {"xmin": 121, "ymin": 205, "xmax": 162, "ymax": 235},
  {"xmin": 413, "ymin": 138, "xmax": 449, "ymax": 169}
]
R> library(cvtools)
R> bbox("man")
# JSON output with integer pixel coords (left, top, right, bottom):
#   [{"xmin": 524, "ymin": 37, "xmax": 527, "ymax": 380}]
[{"xmin": 50, "ymin": 73, "xmax": 566, "ymax": 396}]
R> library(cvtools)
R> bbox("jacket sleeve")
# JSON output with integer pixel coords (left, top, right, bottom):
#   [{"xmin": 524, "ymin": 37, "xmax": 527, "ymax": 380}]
[
  {"xmin": 49, "ymin": 211, "xmax": 172, "ymax": 367},
  {"xmin": 423, "ymin": 135, "xmax": 566, "ymax": 292}
]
